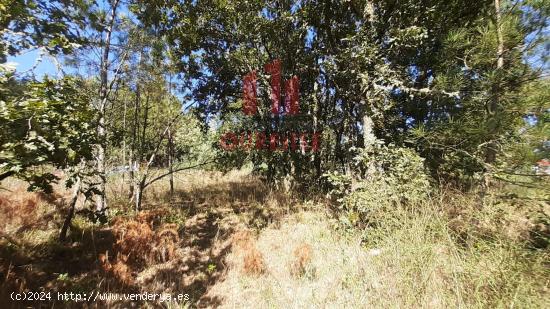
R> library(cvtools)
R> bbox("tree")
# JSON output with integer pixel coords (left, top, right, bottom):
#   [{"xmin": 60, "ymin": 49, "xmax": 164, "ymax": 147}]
[
  {"xmin": 0, "ymin": 0, "xmax": 88, "ymax": 64},
  {"xmin": 0, "ymin": 0, "xmax": 92, "ymax": 190},
  {"xmin": 0, "ymin": 76, "xmax": 97, "ymax": 191},
  {"xmin": 66, "ymin": 0, "xmax": 128, "ymax": 215},
  {"xmin": 90, "ymin": 0, "xmax": 122, "ymax": 215},
  {"xmin": 409, "ymin": 0, "xmax": 549, "ymax": 184},
  {"xmin": 138, "ymin": 0, "xmax": 528, "ymax": 188}
]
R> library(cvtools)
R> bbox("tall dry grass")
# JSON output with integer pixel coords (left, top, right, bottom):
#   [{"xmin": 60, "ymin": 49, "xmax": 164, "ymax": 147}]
[
  {"xmin": 1, "ymin": 169, "xmax": 302, "ymax": 307},
  {"xmin": 1, "ymin": 170, "xmax": 548, "ymax": 308},
  {"xmin": 205, "ymin": 189, "xmax": 549, "ymax": 308}
]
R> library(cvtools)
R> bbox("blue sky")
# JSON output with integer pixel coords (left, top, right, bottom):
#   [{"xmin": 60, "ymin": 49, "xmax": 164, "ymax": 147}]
[{"xmin": 7, "ymin": 49, "xmax": 61, "ymax": 79}]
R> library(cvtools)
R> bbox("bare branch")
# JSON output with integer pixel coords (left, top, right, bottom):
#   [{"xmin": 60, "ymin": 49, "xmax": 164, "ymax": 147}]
[{"xmin": 144, "ymin": 159, "xmax": 216, "ymax": 189}]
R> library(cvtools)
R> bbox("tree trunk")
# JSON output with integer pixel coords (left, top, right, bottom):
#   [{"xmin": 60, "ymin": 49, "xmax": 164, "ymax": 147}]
[
  {"xmin": 141, "ymin": 94, "xmax": 150, "ymax": 162},
  {"xmin": 168, "ymin": 128, "xmax": 174, "ymax": 197},
  {"xmin": 95, "ymin": 0, "xmax": 120, "ymax": 215},
  {"xmin": 59, "ymin": 176, "xmax": 81, "ymax": 242},
  {"xmin": 129, "ymin": 83, "xmax": 140, "ymax": 198},
  {"xmin": 364, "ymin": 114, "xmax": 377, "ymax": 177},
  {"xmin": 312, "ymin": 78, "xmax": 322, "ymax": 179},
  {"xmin": 495, "ymin": 0, "xmax": 504, "ymax": 71},
  {"xmin": 134, "ymin": 178, "xmax": 144, "ymax": 212},
  {"xmin": 0, "ymin": 171, "xmax": 15, "ymax": 182},
  {"xmin": 167, "ymin": 73, "xmax": 175, "ymax": 197},
  {"xmin": 485, "ymin": 0, "xmax": 504, "ymax": 165},
  {"xmin": 96, "ymin": 119, "xmax": 107, "ymax": 214},
  {"xmin": 362, "ymin": 113, "xmax": 376, "ymax": 150},
  {"xmin": 122, "ymin": 94, "xmax": 127, "ymax": 190}
]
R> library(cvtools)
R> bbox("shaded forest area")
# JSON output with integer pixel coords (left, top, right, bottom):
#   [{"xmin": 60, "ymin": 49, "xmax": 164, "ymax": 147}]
[{"xmin": 0, "ymin": 0, "xmax": 549, "ymax": 308}]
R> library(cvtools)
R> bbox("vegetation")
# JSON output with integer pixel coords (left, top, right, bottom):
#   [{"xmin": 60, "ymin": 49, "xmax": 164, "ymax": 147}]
[{"xmin": 0, "ymin": 0, "xmax": 548, "ymax": 308}]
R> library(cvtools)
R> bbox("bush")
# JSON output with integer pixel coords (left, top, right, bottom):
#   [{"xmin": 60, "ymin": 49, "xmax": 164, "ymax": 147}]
[
  {"xmin": 100, "ymin": 209, "xmax": 181, "ymax": 286},
  {"xmin": 326, "ymin": 143, "xmax": 432, "ymax": 230}
]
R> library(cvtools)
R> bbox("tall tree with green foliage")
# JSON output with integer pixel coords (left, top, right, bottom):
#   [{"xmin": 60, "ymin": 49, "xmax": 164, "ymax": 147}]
[
  {"xmin": 409, "ymin": 0, "xmax": 549, "ymax": 184},
  {"xmin": 134, "ymin": 0, "xmax": 546, "ymax": 189}
]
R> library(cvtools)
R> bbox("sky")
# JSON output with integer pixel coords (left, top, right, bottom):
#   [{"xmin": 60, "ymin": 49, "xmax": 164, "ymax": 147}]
[{"xmin": 7, "ymin": 49, "xmax": 61, "ymax": 80}]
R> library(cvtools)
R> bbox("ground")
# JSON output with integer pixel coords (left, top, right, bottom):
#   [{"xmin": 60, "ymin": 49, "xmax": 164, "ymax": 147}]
[{"xmin": 1, "ymin": 170, "xmax": 549, "ymax": 308}]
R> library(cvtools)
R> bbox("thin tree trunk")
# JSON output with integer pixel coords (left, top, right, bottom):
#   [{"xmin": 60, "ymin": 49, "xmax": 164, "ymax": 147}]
[
  {"xmin": 495, "ymin": 0, "xmax": 504, "ymax": 70},
  {"xmin": 60, "ymin": 176, "xmax": 81, "ymax": 242},
  {"xmin": 122, "ymin": 95, "xmax": 127, "ymax": 192},
  {"xmin": 0, "ymin": 171, "xmax": 15, "ymax": 182},
  {"xmin": 312, "ymin": 78, "xmax": 322, "ymax": 179},
  {"xmin": 485, "ymin": 0, "xmax": 504, "ymax": 165},
  {"xmin": 135, "ymin": 178, "xmax": 145, "ymax": 212},
  {"xmin": 362, "ymin": 113, "xmax": 376, "ymax": 150},
  {"xmin": 168, "ymin": 73, "xmax": 175, "ymax": 197},
  {"xmin": 362, "ymin": 112, "xmax": 378, "ymax": 178},
  {"xmin": 129, "ymin": 83, "xmax": 140, "ymax": 198},
  {"xmin": 168, "ymin": 128, "xmax": 174, "ymax": 197},
  {"xmin": 141, "ymin": 94, "xmax": 150, "ymax": 162},
  {"xmin": 95, "ymin": 0, "xmax": 120, "ymax": 215}
]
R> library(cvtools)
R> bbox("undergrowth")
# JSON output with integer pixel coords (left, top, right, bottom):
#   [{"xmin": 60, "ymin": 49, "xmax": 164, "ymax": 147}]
[{"xmin": 1, "ymin": 170, "xmax": 548, "ymax": 308}]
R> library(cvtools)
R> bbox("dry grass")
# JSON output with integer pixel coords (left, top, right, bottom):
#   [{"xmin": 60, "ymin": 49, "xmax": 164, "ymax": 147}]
[
  {"xmin": 97, "ymin": 209, "xmax": 182, "ymax": 288},
  {"xmin": 204, "ymin": 194, "xmax": 550, "ymax": 308},
  {"xmin": 1, "ymin": 170, "xmax": 548, "ymax": 308},
  {"xmin": 290, "ymin": 242, "xmax": 313, "ymax": 278},
  {"xmin": 0, "ymin": 178, "xmax": 65, "ymax": 234},
  {"xmin": 243, "ymin": 245, "xmax": 266, "ymax": 276},
  {"xmin": 205, "ymin": 211, "xmax": 378, "ymax": 308},
  {"xmin": 231, "ymin": 230, "xmax": 266, "ymax": 275},
  {"xmin": 104, "ymin": 169, "xmax": 300, "ymax": 306},
  {"xmin": 1, "ymin": 169, "xmax": 299, "ymax": 307}
]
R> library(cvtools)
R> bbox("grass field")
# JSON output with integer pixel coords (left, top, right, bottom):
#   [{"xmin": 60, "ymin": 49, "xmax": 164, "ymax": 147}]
[{"xmin": 1, "ymin": 170, "xmax": 549, "ymax": 308}]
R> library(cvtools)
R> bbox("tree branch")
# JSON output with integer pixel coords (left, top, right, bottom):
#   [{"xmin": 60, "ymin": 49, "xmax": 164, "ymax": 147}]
[{"xmin": 144, "ymin": 159, "xmax": 215, "ymax": 189}]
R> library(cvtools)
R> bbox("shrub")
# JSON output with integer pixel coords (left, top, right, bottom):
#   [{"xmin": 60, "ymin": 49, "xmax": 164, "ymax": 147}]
[
  {"xmin": 243, "ymin": 245, "xmax": 265, "ymax": 276},
  {"xmin": 326, "ymin": 143, "xmax": 432, "ymax": 230},
  {"xmin": 290, "ymin": 243, "xmax": 313, "ymax": 278},
  {"xmin": 102, "ymin": 209, "xmax": 181, "ymax": 286}
]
